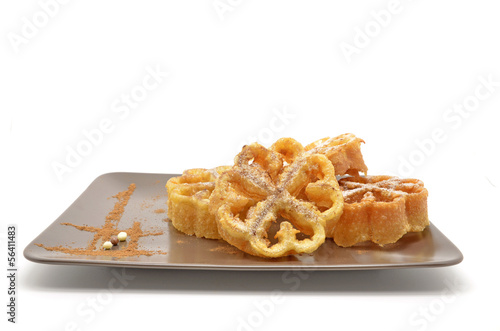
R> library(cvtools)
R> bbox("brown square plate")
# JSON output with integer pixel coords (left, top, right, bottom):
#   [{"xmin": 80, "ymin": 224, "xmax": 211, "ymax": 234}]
[{"xmin": 24, "ymin": 172, "xmax": 463, "ymax": 270}]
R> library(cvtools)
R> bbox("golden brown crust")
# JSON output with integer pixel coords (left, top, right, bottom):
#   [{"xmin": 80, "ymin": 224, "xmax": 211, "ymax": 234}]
[
  {"xmin": 209, "ymin": 140, "xmax": 344, "ymax": 258},
  {"xmin": 304, "ymin": 133, "xmax": 368, "ymax": 176},
  {"xmin": 166, "ymin": 166, "xmax": 230, "ymax": 239},
  {"xmin": 333, "ymin": 175, "xmax": 429, "ymax": 247},
  {"xmin": 167, "ymin": 135, "xmax": 430, "ymax": 255}
]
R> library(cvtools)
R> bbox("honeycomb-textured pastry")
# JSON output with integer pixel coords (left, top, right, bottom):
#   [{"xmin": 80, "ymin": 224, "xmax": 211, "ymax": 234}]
[
  {"xmin": 333, "ymin": 175, "xmax": 429, "ymax": 247},
  {"xmin": 209, "ymin": 140, "xmax": 344, "ymax": 258},
  {"xmin": 166, "ymin": 166, "xmax": 230, "ymax": 239},
  {"xmin": 305, "ymin": 133, "xmax": 368, "ymax": 176}
]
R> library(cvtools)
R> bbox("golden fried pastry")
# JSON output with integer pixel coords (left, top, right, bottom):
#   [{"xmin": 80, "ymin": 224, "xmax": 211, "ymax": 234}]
[
  {"xmin": 209, "ymin": 140, "xmax": 344, "ymax": 258},
  {"xmin": 166, "ymin": 166, "xmax": 230, "ymax": 239},
  {"xmin": 332, "ymin": 175, "xmax": 429, "ymax": 247},
  {"xmin": 305, "ymin": 133, "xmax": 368, "ymax": 176}
]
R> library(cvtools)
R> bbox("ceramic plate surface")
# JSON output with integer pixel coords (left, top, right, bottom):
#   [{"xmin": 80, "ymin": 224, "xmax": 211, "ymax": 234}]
[{"xmin": 24, "ymin": 173, "xmax": 463, "ymax": 270}]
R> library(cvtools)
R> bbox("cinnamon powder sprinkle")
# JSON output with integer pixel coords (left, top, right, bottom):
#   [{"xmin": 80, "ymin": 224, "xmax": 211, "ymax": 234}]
[
  {"xmin": 36, "ymin": 183, "xmax": 166, "ymax": 257},
  {"xmin": 209, "ymin": 245, "xmax": 240, "ymax": 255}
]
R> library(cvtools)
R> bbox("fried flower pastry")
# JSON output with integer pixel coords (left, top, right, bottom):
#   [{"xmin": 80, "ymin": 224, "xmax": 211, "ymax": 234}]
[
  {"xmin": 333, "ymin": 175, "xmax": 429, "ymax": 247},
  {"xmin": 305, "ymin": 133, "xmax": 368, "ymax": 176},
  {"xmin": 209, "ymin": 139, "xmax": 344, "ymax": 258},
  {"xmin": 166, "ymin": 166, "xmax": 230, "ymax": 239}
]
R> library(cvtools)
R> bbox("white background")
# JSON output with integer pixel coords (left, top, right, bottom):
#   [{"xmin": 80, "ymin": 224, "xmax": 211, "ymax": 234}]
[{"xmin": 1, "ymin": 0, "xmax": 499, "ymax": 330}]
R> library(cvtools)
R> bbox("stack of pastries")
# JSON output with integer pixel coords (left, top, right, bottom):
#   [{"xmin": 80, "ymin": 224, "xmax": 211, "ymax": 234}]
[{"xmin": 166, "ymin": 134, "xmax": 429, "ymax": 258}]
